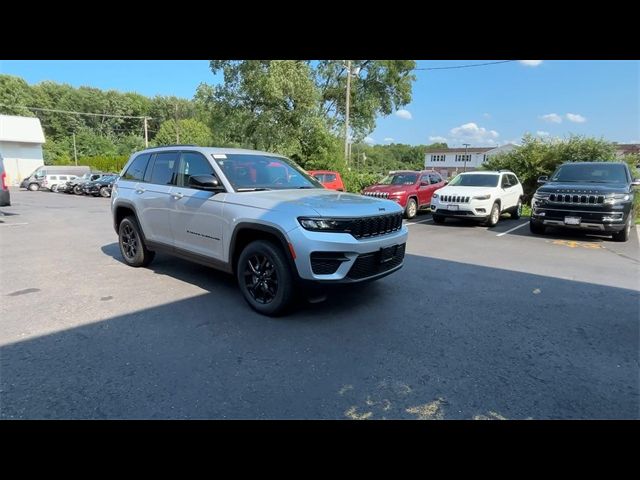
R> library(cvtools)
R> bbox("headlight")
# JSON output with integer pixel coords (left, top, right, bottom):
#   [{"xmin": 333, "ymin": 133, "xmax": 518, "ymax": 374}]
[
  {"xmin": 473, "ymin": 194, "xmax": 491, "ymax": 200},
  {"xmin": 298, "ymin": 217, "xmax": 351, "ymax": 231},
  {"xmin": 604, "ymin": 194, "xmax": 630, "ymax": 205},
  {"xmin": 389, "ymin": 191, "xmax": 406, "ymax": 196},
  {"xmin": 533, "ymin": 192, "xmax": 550, "ymax": 199}
]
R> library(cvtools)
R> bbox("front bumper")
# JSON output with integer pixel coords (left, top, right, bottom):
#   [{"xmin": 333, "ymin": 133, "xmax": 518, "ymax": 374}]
[
  {"xmin": 430, "ymin": 198, "xmax": 492, "ymax": 220},
  {"xmin": 531, "ymin": 202, "xmax": 630, "ymax": 232},
  {"xmin": 288, "ymin": 225, "xmax": 409, "ymax": 282}
]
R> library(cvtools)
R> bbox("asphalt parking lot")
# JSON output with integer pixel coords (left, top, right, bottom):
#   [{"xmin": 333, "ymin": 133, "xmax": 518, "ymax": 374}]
[{"xmin": 1, "ymin": 188, "xmax": 638, "ymax": 419}]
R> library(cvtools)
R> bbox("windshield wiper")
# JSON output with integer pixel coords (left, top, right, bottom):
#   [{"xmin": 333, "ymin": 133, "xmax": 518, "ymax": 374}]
[{"xmin": 235, "ymin": 187, "xmax": 272, "ymax": 192}]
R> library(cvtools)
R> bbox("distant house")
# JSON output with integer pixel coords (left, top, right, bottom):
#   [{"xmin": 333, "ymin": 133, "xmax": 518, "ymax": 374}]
[
  {"xmin": 424, "ymin": 144, "xmax": 518, "ymax": 178},
  {"xmin": 613, "ymin": 143, "xmax": 640, "ymax": 158},
  {"xmin": 0, "ymin": 114, "xmax": 46, "ymax": 186}
]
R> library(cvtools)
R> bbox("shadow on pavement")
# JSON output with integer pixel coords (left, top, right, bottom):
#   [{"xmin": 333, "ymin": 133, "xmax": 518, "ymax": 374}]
[{"xmin": 2, "ymin": 250, "xmax": 638, "ymax": 420}]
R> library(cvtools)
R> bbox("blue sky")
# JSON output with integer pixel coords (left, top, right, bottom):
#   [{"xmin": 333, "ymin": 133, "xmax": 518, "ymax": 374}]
[{"xmin": 1, "ymin": 59, "xmax": 638, "ymax": 146}]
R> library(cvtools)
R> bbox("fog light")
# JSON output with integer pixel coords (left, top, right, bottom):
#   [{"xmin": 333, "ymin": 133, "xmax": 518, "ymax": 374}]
[
  {"xmin": 476, "ymin": 208, "xmax": 486, "ymax": 213},
  {"xmin": 602, "ymin": 214, "xmax": 623, "ymax": 222},
  {"xmin": 430, "ymin": 205, "xmax": 436, "ymax": 210}
]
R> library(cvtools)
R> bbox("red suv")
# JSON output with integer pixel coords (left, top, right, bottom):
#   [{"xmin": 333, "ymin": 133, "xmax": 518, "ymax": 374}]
[
  {"xmin": 362, "ymin": 170, "xmax": 445, "ymax": 219},
  {"xmin": 308, "ymin": 170, "xmax": 345, "ymax": 191}
]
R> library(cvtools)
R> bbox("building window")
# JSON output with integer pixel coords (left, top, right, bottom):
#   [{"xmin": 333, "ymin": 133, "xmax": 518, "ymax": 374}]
[
  {"xmin": 455, "ymin": 154, "xmax": 471, "ymax": 162},
  {"xmin": 430, "ymin": 154, "xmax": 445, "ymax": 162},
  {"xmin": 483, "ymin": 154, "xmax": 491, "ymax": 163}
]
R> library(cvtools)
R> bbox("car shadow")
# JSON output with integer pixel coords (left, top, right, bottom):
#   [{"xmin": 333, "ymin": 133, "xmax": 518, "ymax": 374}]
[{"xmin": 3, "ymin": 251, "xmax": 638, "ymax": 419}]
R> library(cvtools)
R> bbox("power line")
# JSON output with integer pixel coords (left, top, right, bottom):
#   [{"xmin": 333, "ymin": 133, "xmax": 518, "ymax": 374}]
[
  {"xmin": 413, "ymin": 60, "xmax": 517, "ymax": 71},
  {"xmin": 0, "ymin": 103, "xmax": 150, "ymax": 119}
]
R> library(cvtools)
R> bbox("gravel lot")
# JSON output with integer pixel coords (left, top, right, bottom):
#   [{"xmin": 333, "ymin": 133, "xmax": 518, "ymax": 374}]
[{"xmin": 1, "ymin": 187, "xmax": 638, "ymax": 419}]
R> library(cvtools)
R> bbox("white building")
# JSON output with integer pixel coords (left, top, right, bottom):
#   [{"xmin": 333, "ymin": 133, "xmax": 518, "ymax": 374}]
[
  {"xmin": 0, "ymin": 114, "xmax": 46, "ymax": 186},
  {"xmin": 425, "ymin": 144, "xmax": 518, "ymax": 178}
]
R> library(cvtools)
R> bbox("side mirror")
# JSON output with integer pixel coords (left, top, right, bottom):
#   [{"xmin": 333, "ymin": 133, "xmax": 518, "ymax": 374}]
[
  {"xmin": 537, "ymin": 175, "xmax": 549, "ymax": 185},
  {"xmin": 632, "ymin": 178, "xmax": 640, "ymax": 187},
  {"xmin": 188, "ymin": 174, "xmax": 223, "ymax": 191}
]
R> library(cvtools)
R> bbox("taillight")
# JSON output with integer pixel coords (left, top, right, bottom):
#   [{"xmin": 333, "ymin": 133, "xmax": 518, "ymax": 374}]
[{"xmin": 1, "ymin": 172, "xmax": 6, "ymax": 190}]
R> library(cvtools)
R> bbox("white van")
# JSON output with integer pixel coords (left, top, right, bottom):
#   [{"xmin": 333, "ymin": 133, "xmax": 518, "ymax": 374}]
[
  {"xmin": 21, "ymin": 165, "xmax": 91, "ymax": 191},
  {"xmin": 41, "ymin": 174, "xmax": 78, "ymax": 192}
]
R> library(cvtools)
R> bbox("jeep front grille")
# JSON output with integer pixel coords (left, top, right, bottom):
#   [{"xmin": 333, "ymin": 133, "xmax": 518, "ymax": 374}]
[
  {"xmin": 363, "ymin": 191, "xmax": 389, "ymax": 199},
  {"xmin": 348, "ymin": 213, "xmax": 403, "ymax": 239},
  {"xmin": 548, "ymin": 193, "xmax": 604, "ymax": 204},
  {"xmin": 441, "ymin": 195, "xmax": 470, "ymax": 203}
]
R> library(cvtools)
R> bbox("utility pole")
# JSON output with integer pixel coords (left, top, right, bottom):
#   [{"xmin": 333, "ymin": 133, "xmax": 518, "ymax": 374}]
[
  {"xmin": 72, "ymin": 132, "xmax": 78, "ymax": 166},
  {"xmin": 344, "ymin": 60, "xmax": 351, "ymax": 165},
  {"xmin": 462, "ymin": 143, "xmax": 470, "ymax": 172},
  {"xmin": 175, "ymin": 104, "xmax": 180, "ymax": 143},
  {"xmin": 143, "ymin": 117, "xmax": 149, "ymax": 148}
]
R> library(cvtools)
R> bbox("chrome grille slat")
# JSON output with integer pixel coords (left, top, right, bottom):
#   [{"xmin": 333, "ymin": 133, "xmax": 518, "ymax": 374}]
[{"xmin": 546, "ymin": 191, "xmax": 604, "ymax": 205}]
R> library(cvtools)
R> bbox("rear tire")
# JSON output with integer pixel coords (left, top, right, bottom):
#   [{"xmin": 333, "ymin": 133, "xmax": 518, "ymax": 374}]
[
  {"xmin": 73, "ymin": 185, "xmax": 83, "ymax": 195},
  {"xmin": 512, "ymin": 199, "xmax": 522, "ymax": 219},
  {"xmin": 612, "ymin": 217, "xmax": 632, "ymax": 242},
  {"xmin": 529, "ymin": 219, "xmax": 546, "ymax": 235},
  {"xmin": 28, "ymin": 183, "xmax": 39, "ymax": 191},
  {"xmin": 432, "ymin": 214, "xmax": 446, "ymax": 224},
  {"xmin": 405, "ymin": 198, "xmax": 418, "ymax": 219},
  {"xmin": 118, "ymin": 216, "xmax": 155, "ymax": 267},
  {"xmin": 236, "ymin": 240, "xmax": 294, "ymax": 316}
]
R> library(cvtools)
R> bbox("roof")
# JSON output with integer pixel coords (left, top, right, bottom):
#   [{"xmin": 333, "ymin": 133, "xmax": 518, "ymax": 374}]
[
  {"xmin": 426, "ymin": 147, "xmax": 494, "ymax": 154},
  {"xmin": 0, "ymin": 115, "xmax": 46, "ymax": 144},
  {"xmin": 139, "ymin": 145, "xmax": 282, "ymax": 157}
]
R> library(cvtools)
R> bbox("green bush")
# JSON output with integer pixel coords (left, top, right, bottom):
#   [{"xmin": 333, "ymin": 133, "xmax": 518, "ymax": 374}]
[{"xmin": 341, "ymin": 170, "xmax": 382, "ymax": 193}]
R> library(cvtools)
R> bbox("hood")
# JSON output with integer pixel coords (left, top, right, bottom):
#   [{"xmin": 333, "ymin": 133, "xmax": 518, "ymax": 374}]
[
  {"xmin": 435, "ymin": 185, "xmax": 492, "ymax": 197},
  {"xmin": 224, "ymin": 189, "xmax": 403, "ymax": 217},
  {"xmin": 538, "ymin": 182, "xmax": 627, "ymax": 194},
  {"xmin": 363, "ymin": 183, "xmax": 415, "ymax": 194}
]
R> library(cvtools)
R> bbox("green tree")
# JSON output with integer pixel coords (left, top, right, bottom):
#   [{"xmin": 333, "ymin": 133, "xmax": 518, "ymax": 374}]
[
  {"xmin": 154, "ymin": 118, "xmax": 213, "ymax": 146},
  {"xmin": 0, "ymin": 75, "xmax": 34, "ymax": 116}
]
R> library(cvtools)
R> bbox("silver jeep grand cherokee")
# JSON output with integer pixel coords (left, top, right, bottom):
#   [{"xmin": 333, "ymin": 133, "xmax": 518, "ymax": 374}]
[{"xmin": 111, "ymin": 146, "xmax": 408, "ymax": 315}]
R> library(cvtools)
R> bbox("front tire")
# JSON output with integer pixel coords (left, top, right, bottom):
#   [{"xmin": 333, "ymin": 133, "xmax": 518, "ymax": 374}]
[
  {"xmin": 28, "ymin": 183, "xmax": 39, "ymax": 191},
  {"xmin": 512, "ymin": 198, "xmax": 522, "ymax": 219},
  {"xmin": 486, "ymin": 202, "xmax": 501, "ymax": 227},
  {"xmin": 405, "ymin": 198, "xmax": 418, "ymax": 219},
  {"xmin": 99, "ymin": 186, "xmax": 110, "ymax": 198},
  {"xmin": 237, "ymin": 240, "xmax": 294, "ymax": 316},
  {"xmin": 118, "ymin": 216, "xmax": 155, "ymax": 267},
  {"xmin": 612, "ymin": 217, "xmax": 632, "ymax": 242},
  {"xmin": 529, "ymin": 219, "xmax": 546, "ymax": 235},
  {"xmin": 73, "ymin": 185, "xmax": 83, "ymax": 195}
]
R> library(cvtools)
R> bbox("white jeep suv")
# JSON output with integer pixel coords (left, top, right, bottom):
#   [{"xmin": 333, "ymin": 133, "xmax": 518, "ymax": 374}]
[
  {"xmin": 111, "ymin": 146, "xmax": 408, "ymax": 316},
  {"xmin": 430, "ymin": 170, "xmax": 524, "ymax": 226}
]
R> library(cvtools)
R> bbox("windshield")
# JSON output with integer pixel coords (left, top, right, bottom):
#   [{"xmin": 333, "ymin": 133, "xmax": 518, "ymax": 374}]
[
  {"xmin": 213, "ymin": 154, "xmax": 323, "ymax": 191},
  {"xmin": 448, "ymin": 174, "xmax": 499, "ymax": 187},
  {"xmin": 550, "ymin": 163, "xmax": 628, "ymax": 184},
  {"xmin": 379, "ymin": 173, "xmax": 418, "ymax": 185}
]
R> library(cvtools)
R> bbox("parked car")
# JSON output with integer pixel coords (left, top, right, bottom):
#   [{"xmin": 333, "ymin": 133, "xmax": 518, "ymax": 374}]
[
  {"xmin": 0, "ymin": 153, "xmax": 10, "ymax": 207},
  {"xmin": 21, "ymin": 165, "xmax": 91, "ymax": 191},
  {"xmin": 430, "ymin": 170, "xmax": 524, "ymax": 226},
  {"xmin": 530, "ymin": 161, "xmax": 639, "ymax": 242},
  {"xmin": 112, "ymin": 146, "xmax": 408, "ymax": 316},
  {"xmin": 307, "ymin": 170, "xmax": 345, "ymax": 191},
  {"xmin": 41, "ymin": 174, "xmax": 78, "ymax": 192},
  {"xmin": 362, "ymin": 170, "xmax": 445, "ymax": 219},
  {"xmin": 82, "ymin": 175, "xmax": 118, "ymax": 197},
  {"xmin": 64, "ymin": 173, "xmax": 105, "ymax": 194}
]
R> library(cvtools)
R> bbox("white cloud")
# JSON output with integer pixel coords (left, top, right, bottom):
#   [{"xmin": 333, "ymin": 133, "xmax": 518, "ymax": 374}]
[
  {"xmin": 383, "ymin": 137, "xmax": 394, "ymax": 143},
  {"xmin": 429, "ymin": 136, "xmax": 448, "ymax": 143},
  {"xmin": 536, "ymin": 130, "xmax": 550, "ymax": 137},
  {"xmin": 483, "ymin": 113, "xmax": 491, "ymax": 119},
  {"xmin": 449, "ymin": 122, "xmax": 499, "ymax": 146},
  {"xmin": 566, "ymin": 113, "xmax": 587, "ymax": 123},
  {"xmin": 518, "ymin": 60, "xmax": 543, "ymax": 67},
  {"xmin": 395, "ymin": 109, "xmax": 413, "ymax": 120},
  {"xmin": 540, "ymin": 113, "xmax": 562, "ymax": 123},
  {"xmin": 363, "ymin": 136, "xmax": 376, "ymax": 145}
]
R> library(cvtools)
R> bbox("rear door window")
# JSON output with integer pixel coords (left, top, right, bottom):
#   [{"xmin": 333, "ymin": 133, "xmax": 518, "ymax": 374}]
[
  {"xmin": 123, "ymin": 153, "xmax": 152, "ymax": 182},
  {"xmin": 148, "ymin": 152, "xmax": 179, "ymax": 186}
]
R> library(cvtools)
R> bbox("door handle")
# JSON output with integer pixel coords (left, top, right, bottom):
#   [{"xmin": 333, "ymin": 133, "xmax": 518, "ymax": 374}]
[{"xmin": 172, "ymin": 192, "xmax": 184, "ymax": 200}]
